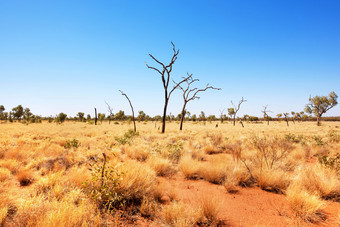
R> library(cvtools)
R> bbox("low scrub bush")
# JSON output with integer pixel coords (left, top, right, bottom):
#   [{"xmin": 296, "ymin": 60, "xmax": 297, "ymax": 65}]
[
  {"xmin": 64, "ymin": 139, "xmax": 80, "ymax": 149},
  {"xmin": 115, "ymin": 129, "xmax": 139, "ymax": 145}
]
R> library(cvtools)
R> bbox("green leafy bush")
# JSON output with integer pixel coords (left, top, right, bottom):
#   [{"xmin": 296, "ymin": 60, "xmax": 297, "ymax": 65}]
[
  {"xmin": 166, "ymin": 140, "xmax": 183, "ymax": 163},
  {"xmin": 84, "ymin": 157, "xmax": 125, "ymax": 211},
  {"xmin": 115, "ymin": 129, "xmax": 139, "ymax": 145},
  {"xmin": 64, "ymin": 139, "xmax": 80, "ymax": 149},
  {"xmin": 318, "ymin": 153, "xmax": 340, "ymax": 173}
]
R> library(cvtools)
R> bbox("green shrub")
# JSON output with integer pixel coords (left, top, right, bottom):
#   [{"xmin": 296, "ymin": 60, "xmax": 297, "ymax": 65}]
[
  {"xmin": 318, "ymin": 153, "xmax": 340, "ymax": 173},
  {"xmin": 115, "ymin": 129, "xmax": 139, "ymax": 145},
  {"xmin": 166, "ymin": 140, "xmax": 183, "ymax": 163},
  {"xmin": 328, "ymin": 130, "xmax": 340, "ymax": 143},
  {"xmin": 64, "ymin": 139, "xmax": 80, "ymax": 149},
  {"xmin": 84, "ymin": 157, "xmax": 125, "ymax": 211},
  {"xmin": 284, "ymin": 133, "xmax": 305, "ymax": 144},
  {"xmin": 312, "ymin": 136, "xmax": 326, "ymax": 146}
]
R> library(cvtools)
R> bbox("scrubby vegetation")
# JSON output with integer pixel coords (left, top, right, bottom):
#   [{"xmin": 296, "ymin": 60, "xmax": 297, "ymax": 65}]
[{"xmin": 0, "ymin": 121, "xmax": 340, "ymax": 226}]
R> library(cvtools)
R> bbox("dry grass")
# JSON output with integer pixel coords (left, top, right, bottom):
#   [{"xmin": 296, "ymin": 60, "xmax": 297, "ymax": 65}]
[
  {"xmin": 162, "ymin": 201, "xmax": 201, "ymax": 226},
  {"xmin": 255, "ymin": 169, "xmax": 290, "ymax": 193},
  {"xmin": 286, "ymin": 185, "xmax": 326, "ymax": 223},
  {"xmin": 179, "ymin": 155, "xmax": 201, "ymax": 179},
  {"xmin": 291, "ymin": 165, "xmax": 340, "ymax": 199},
  {"xmin": 0, "ymin": 121, "xmax": 339, "ymax": 225},
  {"xmin": 199, "ymin": 194, "xmax": 221, "ymax": 224},
  {"xmin": 147, "ymin": 156, "xmax": 176, "ymax": 177}
]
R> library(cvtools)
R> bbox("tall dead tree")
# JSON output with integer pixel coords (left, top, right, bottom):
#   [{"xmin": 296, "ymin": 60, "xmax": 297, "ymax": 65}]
[
  {"xmin": 283, "ymin": 113, "xmax": 289, "ymax": 126},
  {"xmin": 230, "ymin": 97, "xmax": 247, "ymax": 126},
  {"xmin": 146, "ymin": 42, "xmax": 191, "ymax": 133},
  {"xmin": 94, "ymin": 108, "xmax": 98, "ymax": 125},
  {"xmin": 119, "ymin": 90, "xmax": 136, "ymax": 132},
  {"xmin": 174, "ymin": 73, "xmax": 221, "ymax": 131},
  {"xmin": 105, "ymin": 101, "xmax": 114, "ymax": 124},
  {"xmin": 262, "ymin": 105, "xmax": 272, "ymax": 125},
  {"xmin": 219, "ymin": 109, "xmax": 225, "ymax": 123}
]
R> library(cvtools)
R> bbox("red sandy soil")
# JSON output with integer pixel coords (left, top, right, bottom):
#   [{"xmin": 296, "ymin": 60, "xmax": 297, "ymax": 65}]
[{"xmin": 157, "ymin": 173, "xmax": 340, "ymax": 227}]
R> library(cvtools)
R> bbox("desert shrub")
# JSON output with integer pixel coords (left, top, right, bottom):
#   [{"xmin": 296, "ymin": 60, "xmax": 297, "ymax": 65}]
[
  {"xmin": 312, "ymin": 135, "xmax": 326, "ymax": 146},
  {"xmin": 115, "ymin": 129, "xmax": 139, "ymax": 145},
  {"xmin": 318, "ymin": 153, "xmax": 340, "ymax": 174},
  {"xmin": 55, "ymin": 113, "xmax": 67, "ymax": 124},
  {"xmin": 84, "ymin": 157, "xmax": 126, "ymax": 211},
  {"xmin": 284, "ymin": 133, "xmax": 306, "ymax": 144},
  {"xmin": 64, "ymin": 139, "xmax": 80, "ymax": 149},
  {"xmin": 249, "ymin": 136, "xmax": 294, "ymax": 170},
  {"xmin": 327, "ymin": 130, "xmax": 340, "ymax": 143},
  {"xmin": 166, "ymin": 140, "xmax": 183, "ymax": 163}
]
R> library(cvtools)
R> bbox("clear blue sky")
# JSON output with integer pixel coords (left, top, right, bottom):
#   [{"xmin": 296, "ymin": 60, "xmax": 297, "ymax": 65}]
[{"xmin": 1, "ymin": 0, "xmax": 339, "ymax": 118}]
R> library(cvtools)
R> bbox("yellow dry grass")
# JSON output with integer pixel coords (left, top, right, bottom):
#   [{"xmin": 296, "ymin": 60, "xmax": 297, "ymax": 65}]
[{"xmin": 0, "ymin": 120, "xmax": 339, "ymax": 225}]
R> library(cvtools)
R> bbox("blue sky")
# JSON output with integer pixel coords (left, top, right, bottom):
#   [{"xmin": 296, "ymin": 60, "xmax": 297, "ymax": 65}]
[{"xmin": 1, "ymin": 0, "xmax": 339, "ymax": 118}]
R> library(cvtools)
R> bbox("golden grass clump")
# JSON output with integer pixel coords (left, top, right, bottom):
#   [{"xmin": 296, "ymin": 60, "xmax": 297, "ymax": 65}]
[
  {"xmin": 0, "ymin": 167, "xmax": 11, "ymax": 182},
  {"xmin": 16, "ymin": 169, "xmax": 34, "ymax": 186},
  {"xmin": 147, "ymin": 156, "xmax": 176, "ymax": 177},
  {"xmin": 118, "ymin": 160, "xmax": 157, "ymax": 202},
  {"xmin": 286, "ymin": 185, "xmax": 326, "ymax": 223},
  {"xmin": 255, "ymin": 169, "xmax": 290, "ymax": 193},
  {"xmin": 162, "ymin": 201, "xmax": 201, "ymax": 227},
  {"xmin": 179, "ymin": 155, "xmax": 201, "ymax": 179},
  {"xmin": 199, "ymin": 194, "xmax": 221, "ymax": 224},
  {"xmin": 122, "ymin": 145, "xmax": 149, "ymax": 162},
  {"xmin": 292, "ymin": 164, "xmax": 340, "ymax": 199}
]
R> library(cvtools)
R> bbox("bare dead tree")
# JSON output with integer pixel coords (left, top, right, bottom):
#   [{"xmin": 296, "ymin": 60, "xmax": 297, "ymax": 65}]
[
  {"xmin": 230, "ymin": 97, "xmax": 247, "ymax": 126},
  {"xmin": 283, "ymin": 113, "xmax": 289, "ymax": 127},
  {"xmin": 146, "ymin": 42, "xmax": 191, "ymax": 133},
  {"xmin": 119, "ymin": 90, "xmax": 136, "ymax": 132},
  {"xmin": 174, "ymin": 73, "xmax": 221, "ymax": 131},
  {"xmin": 219, "ymin": 109, "xmax": 225, "ymax": 123},
  {"xmin": 262, "ymin": 105, "xmax": 272, "ymax": 125},
  {"xmin": 94, "ymin": 108, "xmax": 97, "ymax": 125},
  {"xmin": 105, "ymin": 101, "xmax": 114, "ymax": 124}
]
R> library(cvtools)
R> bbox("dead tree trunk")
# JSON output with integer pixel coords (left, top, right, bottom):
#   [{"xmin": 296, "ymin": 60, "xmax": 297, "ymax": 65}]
[
  {"xmin": 283, "ymin": 113, "xmax": 289, "ymax": 126},
  {"xmin": 94, "ymin": 108, "xmax": 97, "ymax": 125},
  {"xmin": 230, "ymin": 97, "xmax": 246, "ymax": 127},
  {"xmin": 119, "ymin": 90, "xmax": 136, "ymax": 132},
  {"xmin": 174, "ymin": 74, "xmax": 220, "ymax": 131},
  {"xmin": 179, "ymin": 103, "xmax": 187, "ymax": 131},
  {"xmin": 146, "ymin": 42, "xmax": 191, "ymax": 133}
]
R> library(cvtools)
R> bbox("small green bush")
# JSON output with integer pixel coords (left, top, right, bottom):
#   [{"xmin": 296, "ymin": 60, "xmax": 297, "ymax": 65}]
[
  {"xmin": 84, "ymin": 157, "xmax": 125, "ymax": 211},
  {"xmin": 312, "ymin": 135, "xmax": 326, "ymax": 146},
  {"xmin": 318, "ymin": 153, "xmax": 340, "ymax": 173},
  {"xmin": 166, "ymin": 140, "xmax": 183, "ymax": 163},
  {"xmin": 328, "ymin": 130, "xmax": 340, "ymax": 143},
  {"xmin": 64, "ymin": 139, "xmax": 80, "ymax": 149},
  {"xmin": 115, "ymin": 129, "xmax": 139, "ymax": 145}
]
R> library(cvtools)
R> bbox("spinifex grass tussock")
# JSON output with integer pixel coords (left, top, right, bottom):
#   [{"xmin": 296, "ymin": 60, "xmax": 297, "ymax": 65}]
[
  {"xmin": 1, "ymin": 121, "xmax": 340, "ymax": 226},
  {"xmin": 286, "ymin": 185, "xmax": 326, "ymax": 223},
  {"xmin": 162, "ymin": 201, "xmax": 201, "ymax": 227}
]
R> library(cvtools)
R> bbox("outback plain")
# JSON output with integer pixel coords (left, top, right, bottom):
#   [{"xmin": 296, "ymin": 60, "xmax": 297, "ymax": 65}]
[{"xmin": 0, "ymin": 120, "xmax": 340, "ymax": 226}]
